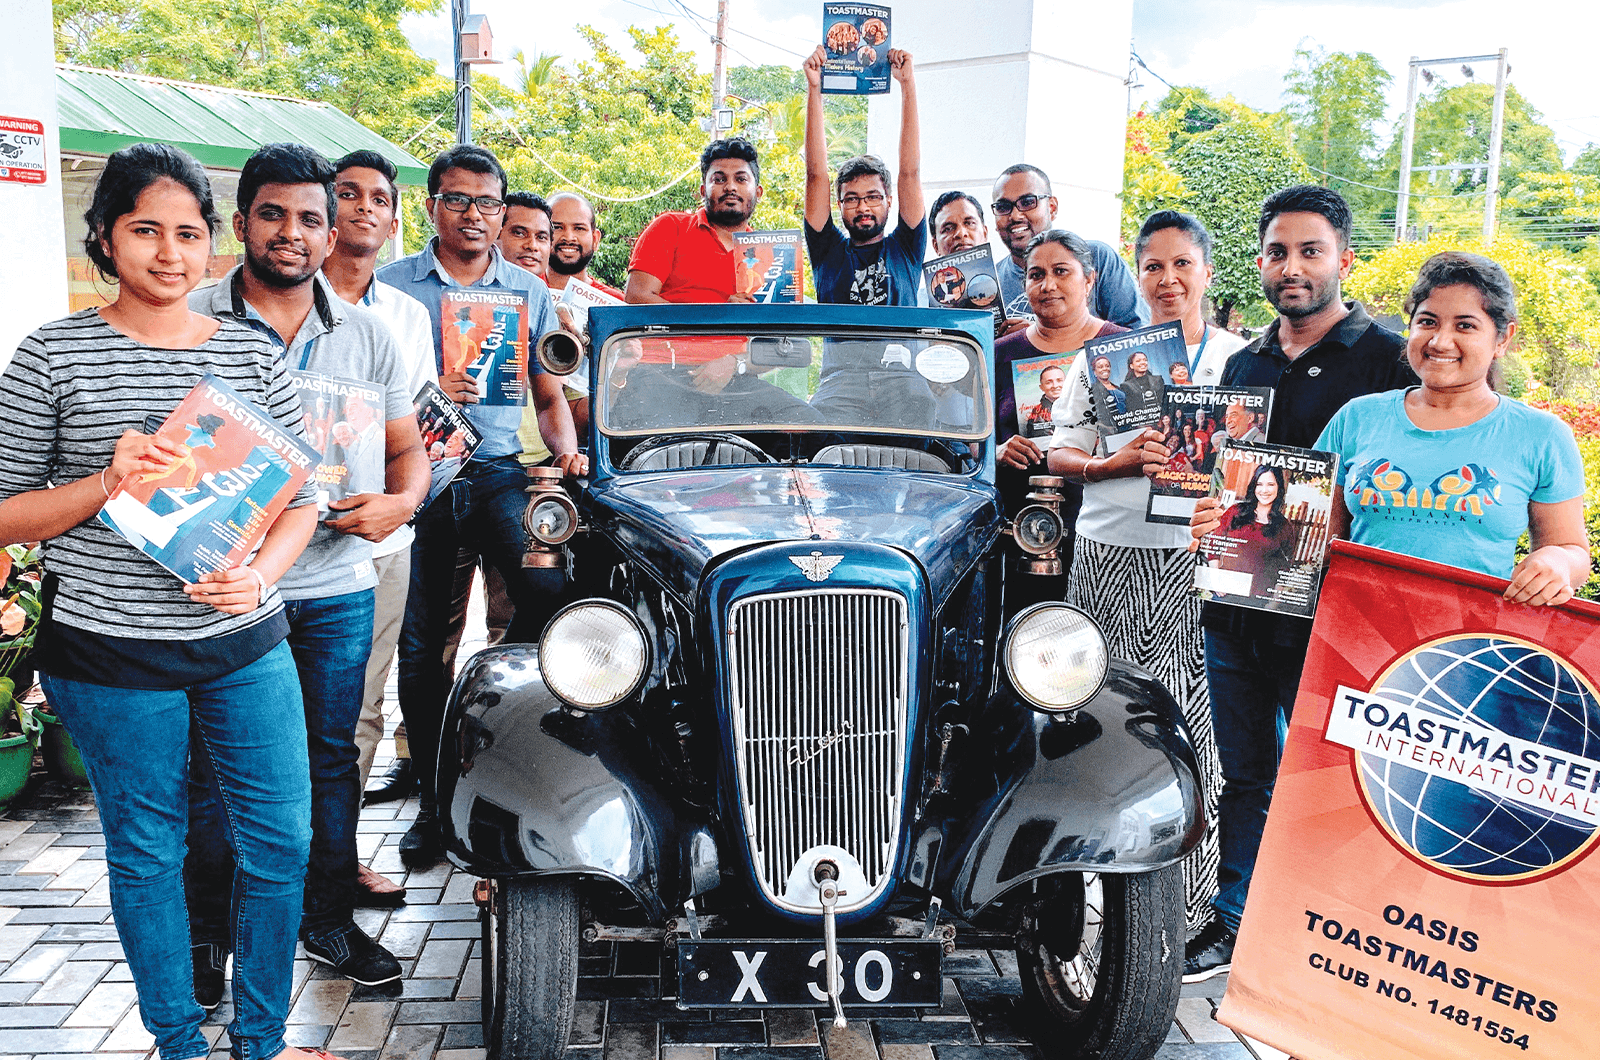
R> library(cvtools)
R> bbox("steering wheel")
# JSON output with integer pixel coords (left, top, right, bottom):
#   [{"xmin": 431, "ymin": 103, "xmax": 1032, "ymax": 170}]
[{"xmin": 619, "ymin": 432, "xmax": 774, "ymax": 471}]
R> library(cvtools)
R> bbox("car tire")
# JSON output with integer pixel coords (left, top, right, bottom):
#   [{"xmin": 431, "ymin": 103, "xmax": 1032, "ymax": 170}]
[
  {"xmin": 482, "ymin": 877, "xmax": 578, "ymax": 1060},
  {"xmin": 1015, "ymin": 867, "xmax": 1183, "ymax": 1060}
]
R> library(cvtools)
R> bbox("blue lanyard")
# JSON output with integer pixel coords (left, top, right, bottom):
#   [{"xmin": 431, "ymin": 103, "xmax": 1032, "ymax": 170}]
[
  {"xmin": 362, "ymin": 281, "xmax": 377, "ymax": 306},
  {"xmin": 1188, "ymin": 325, "xmax": 1211, "ymax": 377},
  {"xmin": 297, "ymin": 336, "xmax": 318, "ymax": 372}
]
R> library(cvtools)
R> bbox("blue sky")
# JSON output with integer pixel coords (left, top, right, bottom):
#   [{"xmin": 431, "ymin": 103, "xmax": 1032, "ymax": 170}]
[{"xmin": 402, "ymin": 0, "xmax": 1599, "ymax": 161}]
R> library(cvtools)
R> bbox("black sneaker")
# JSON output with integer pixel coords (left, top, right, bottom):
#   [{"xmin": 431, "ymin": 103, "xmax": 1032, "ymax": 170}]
[
  {"xmin": 1183, "ymin": 919, "xmax": 1236, "ymax": 983},
  {"xmin": 363, "ymin": 757, "xmax": 416, "ymax": 806},
  {"xmin": 192, "ymin": 942, "xmax": 228, "ymax": 1011},
  {"xmin": 399, "ymin": 807, "xmax": 443, "ymax": 867},
  {"xmin": 302, "ymin": 922, "xmax": 402, "ymax": 986}
]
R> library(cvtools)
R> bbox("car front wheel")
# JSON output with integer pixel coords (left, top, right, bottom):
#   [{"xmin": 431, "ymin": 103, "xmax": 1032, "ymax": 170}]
[
  {"xmin": 482, "ymin": 877, "xmax": 578, "ymax": 1060},
  {"xmin": 1015, "ymin": 866, "xmax": 1183, "ymax": 1060}
]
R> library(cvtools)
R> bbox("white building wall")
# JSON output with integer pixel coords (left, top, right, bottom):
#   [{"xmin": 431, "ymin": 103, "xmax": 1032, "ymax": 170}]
[
  {"xmin": 0, "ymin": 0, "xmax": 68, "ymax": 370},
  {"xmin": 865, "ymin": 0, "xmax": 1133, "ymax": 249}
]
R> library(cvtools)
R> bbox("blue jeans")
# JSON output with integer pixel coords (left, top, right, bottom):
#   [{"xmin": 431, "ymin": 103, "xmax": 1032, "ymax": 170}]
[
  {"xmin": 42, "ymin": 641, "xmax": 310, "ymax": 1060},
  {"xmin": 400, "ymin": 456, "xmax": 565, "ymax": 808},
  {"xmin": 1204, "ymin": 627, "xmax": 1308, "ymax": 933},
  {"xmin": 188, "ymin": 590, "xmax": 374, "ymax": 943}
]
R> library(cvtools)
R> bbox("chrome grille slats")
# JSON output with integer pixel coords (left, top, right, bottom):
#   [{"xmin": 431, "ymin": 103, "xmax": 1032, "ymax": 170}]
[{"xmin": 726, "ymin": 588, "xmax": 910, "ymax": 914}]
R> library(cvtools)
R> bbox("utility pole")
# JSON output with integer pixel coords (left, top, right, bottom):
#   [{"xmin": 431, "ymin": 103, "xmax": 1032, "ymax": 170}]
[
  {"xmin": 1394, "ymin": 56, "xmax": 1420, "ymax": 244},
  {"xmin": 1394, "ymin": 51, "xmax": 1506, "ymax": 244},
  {"xmin": 453, "ymin": 0, "xmax": 470, "ymax": 144},
  {"xmin": 710, "ymin": 0, "xmax": 729, "ymax": 142},
  {"xmin": 1483, "ymin": 48, "xmax": 1509, "ymax": 243}
]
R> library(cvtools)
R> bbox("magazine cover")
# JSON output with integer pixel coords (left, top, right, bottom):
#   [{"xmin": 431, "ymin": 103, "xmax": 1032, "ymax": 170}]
[
  {"xmin": 440, "ymin": 289, "xmax": 529, "ymax": 406},
  {"xmin": 1145, "ymin": 385, "xmax": 1275, "ymax": 524},
  {"xmin": 733, "ymin": 230, "xmax": 804, "ymax": 303},
  {"xmin": 558, "ymin": 277, "xmax": 624, "ymax": 331},
  {"xmin": 290, "ymin": 370, "xmax": 386, "ymax": 515},
  {"xmin": 1193, "ymin": 439, "xmax": 1337, "ymax": 617},
  {"xmin": 924, "ymin": 244, "xmax": 1003, "ymax": 335},
  {"xmin": 98, "ymin": 374, "xmax": 320, "ymax": 583},
  {"xmin": 414, "ymin": 381, "xmax": 484, "ymax": 517},
  {"xmin": 821, "ymin": 3, "xmax": 891, "ymax": 95},
  {"xmin": 1080, "ymin": 321, "xmax": 1188, "ymax": 451},
  {"xmin": 1009, "ymin": 351, "xmax": 1075, "ymax": 440}
]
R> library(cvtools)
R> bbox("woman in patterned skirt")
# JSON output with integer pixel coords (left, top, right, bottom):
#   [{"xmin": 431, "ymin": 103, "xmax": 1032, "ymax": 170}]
[{"xmin": 1048, "ymin": 211, "xmax": 1247, "ymax": 937}]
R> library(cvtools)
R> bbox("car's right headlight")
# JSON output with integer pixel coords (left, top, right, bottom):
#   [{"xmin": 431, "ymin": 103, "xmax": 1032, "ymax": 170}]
[
  {"xmin": 539, "ymin": 600, "xmax": 650, "ymax": 710},
  {"xmin": 1003, "ymin": 603, "xmax": 1108, "ymax": 712}
]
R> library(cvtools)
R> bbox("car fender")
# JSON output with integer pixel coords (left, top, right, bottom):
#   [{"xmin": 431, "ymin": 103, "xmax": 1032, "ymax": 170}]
[
  {"xmin": 937, "ymin": 664, "xmax": 1204, "ymax": 919},
  {"xmin": 438, "ymin": 645, "xmax": 718, "ymax": 921}
]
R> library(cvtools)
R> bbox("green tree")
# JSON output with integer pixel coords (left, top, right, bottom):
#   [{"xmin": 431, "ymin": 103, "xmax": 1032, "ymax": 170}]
[
  {"xmin": 467, "ymin": 26, "xmax": 803, "ymax": 288},
  {"xmin": 1169, "ymin": 112, "xmax": 1313, "ymax": 327},
  {"xmin": 1501, "ymin": 171, "xmax": 1600, "ymax": 252},
  {"xmin": 1283, "ymin": 43, "xmax": 1391, "ymax": 213},
  {"xmin": 1346, "ymin": 234, "xmax": 1600, "ymax": 397},
  {"xmin": 1573, "ymin": 144, "xmax": 1600, "ymax": 180},
  {"xmin": 727, "ymin": 65, "xmax": 801, "ymax": 105},
  {"xmin": 509, "ymin": 49, "xmax": 562, "ymax": 100},
  {"xmin": 1120, "ymin": 106, "xmax": 1190, "ymax": 248},
  {"xmin": 54, "ymin": 0, "xmax": 450, "ymax": 145}
]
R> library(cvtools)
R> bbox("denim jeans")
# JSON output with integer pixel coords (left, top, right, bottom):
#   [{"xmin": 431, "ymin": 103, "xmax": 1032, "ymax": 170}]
[
  {"xmin": 399, "ymin": 456, "xmax": 565, "ymax": 809},
  {"xmin": 188, "ymin": 590, "xmax": 374, "ymax": 944},
  {"xmin": 42, "ymin": 641, "xmax": 310, "ymax": 1060},
  {"xmin": 1204, "ymin": 627, "xmax": 1308, "ymax": 933}
]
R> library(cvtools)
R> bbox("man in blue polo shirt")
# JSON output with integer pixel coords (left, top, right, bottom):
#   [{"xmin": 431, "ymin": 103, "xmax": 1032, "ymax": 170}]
[{"xmin": 377, "ymin": 143, "xmax": 584, "ymax": 868}]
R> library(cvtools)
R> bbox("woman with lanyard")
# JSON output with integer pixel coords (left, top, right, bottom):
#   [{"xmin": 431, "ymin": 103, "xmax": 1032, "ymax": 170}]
[
  {"xmin": 0, "ymin": 143, "xmax": 336, "ymax": 1060},
  {"xmin": 1048, "ymin": 210, "xmax": 1247, "ymax": 940}
]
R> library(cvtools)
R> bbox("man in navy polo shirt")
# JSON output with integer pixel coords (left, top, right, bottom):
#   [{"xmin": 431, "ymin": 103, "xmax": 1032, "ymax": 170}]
[{"xmin": 377, "ymin": 144, "xmax": 584, "ymax": 868}]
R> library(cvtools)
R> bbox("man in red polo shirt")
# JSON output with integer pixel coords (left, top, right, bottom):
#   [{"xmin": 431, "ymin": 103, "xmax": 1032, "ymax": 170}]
[{"xmin": 627, "ymin": 137, "xmax": 763, "ymax": 307}]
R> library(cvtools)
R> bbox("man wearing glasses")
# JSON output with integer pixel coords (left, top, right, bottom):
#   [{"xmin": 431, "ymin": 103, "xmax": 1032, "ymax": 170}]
[
  {"xmin": 800, "ymin": 45, "xmax": 925, "ymax": 306},
  {"xmin": 377, "ymin": 144, "xmax": 584, "ymax": 867},
  {"xmin": 991, "ymin": 163, "xmax": 1145, "ymax": 329}
]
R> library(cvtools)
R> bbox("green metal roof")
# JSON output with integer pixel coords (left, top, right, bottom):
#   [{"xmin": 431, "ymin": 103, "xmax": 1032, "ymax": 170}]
[{"xmin": 55, "ymin": 64, "xmax": 429, "ymax": 185}]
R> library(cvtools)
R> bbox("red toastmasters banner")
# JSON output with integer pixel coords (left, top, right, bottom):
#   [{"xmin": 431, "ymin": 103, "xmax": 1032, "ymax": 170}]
[{"xmin": 1219, "ymin": 540, "xmax": 1600, "ymax": 1060}]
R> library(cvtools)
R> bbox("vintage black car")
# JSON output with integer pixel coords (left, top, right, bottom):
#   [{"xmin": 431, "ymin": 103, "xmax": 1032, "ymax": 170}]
[{"xmin": 438, "ymin": 304, "xmax": 1204, "ymax": 1060}]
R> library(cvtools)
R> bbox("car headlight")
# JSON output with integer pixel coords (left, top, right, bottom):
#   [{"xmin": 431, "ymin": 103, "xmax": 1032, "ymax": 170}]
[
  {"xmin": 1003, "ymin": 603, "xmax": 1108, "ymax": 712},
  {"xmin": 539, "ymin": 600, "xmax": 650, "ymax": 710}
]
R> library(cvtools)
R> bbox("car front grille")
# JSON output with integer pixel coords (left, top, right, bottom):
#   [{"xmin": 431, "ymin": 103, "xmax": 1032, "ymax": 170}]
[{"xmin": 726, "ymin": 588, "xmax": 910, "ymax": 913}]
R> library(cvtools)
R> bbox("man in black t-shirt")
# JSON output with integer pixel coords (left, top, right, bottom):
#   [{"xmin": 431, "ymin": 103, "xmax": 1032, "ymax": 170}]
[
  {"xmin": 800, "ymin": 45, "xmax": 926, "ymax": 306},
  {"xmin": 1167, "ymin": 185, "xmax": 1416, "ymax": 983}
]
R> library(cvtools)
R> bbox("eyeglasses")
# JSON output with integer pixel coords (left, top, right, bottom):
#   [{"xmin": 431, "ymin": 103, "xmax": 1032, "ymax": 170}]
[
  {"xmin": 840, "ymin": 192, "xmax": 886, "ymax": 208},
  {"xmin": 431, "ymin": 193, "xmax": 506, "ymax": 215},
  {"xmin": 991, "ymin": 193, "xmax": 1043, "ymax": 216}
]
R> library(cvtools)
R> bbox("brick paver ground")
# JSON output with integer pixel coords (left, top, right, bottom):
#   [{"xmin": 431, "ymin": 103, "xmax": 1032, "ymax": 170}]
[{"xmin": 0, "ymin": 586, "xmax": 1291, "ymax": 1060}]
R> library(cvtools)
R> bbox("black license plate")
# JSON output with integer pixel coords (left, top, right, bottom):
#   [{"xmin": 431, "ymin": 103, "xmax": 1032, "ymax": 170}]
[{"xmin": 676, "ymin": 938, "xmax": 942, "ymax": 1008}]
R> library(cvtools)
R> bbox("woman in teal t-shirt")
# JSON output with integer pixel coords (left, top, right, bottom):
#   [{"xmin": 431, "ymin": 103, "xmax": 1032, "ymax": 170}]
[{"xmin": 1317, "ymin": 251, "xmax": 1589, "ymax": 605}]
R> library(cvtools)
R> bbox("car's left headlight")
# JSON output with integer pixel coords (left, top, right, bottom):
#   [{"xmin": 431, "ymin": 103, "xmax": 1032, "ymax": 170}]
[
  {"xmin": 539, "ymin": 600, "xmax": 650, "ymax": 710},
  {"xmin": 1003, "ymin": 603, "xmax": 1108, "ymax": 712}
]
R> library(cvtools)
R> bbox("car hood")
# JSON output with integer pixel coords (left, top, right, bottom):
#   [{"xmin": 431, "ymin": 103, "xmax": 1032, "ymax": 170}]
[{"xmin": 587, "ymin": 465, "xmax": 1004, "ymax": 609}]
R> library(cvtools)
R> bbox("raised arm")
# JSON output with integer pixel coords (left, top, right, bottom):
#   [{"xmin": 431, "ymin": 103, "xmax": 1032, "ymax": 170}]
[
  {"xmin": 889, "ymin": 49, "xmax": 924, "ymax": 227},
  {"xmin": 802, "ymin": 45, "xmax": 833, "ymax": 232}
]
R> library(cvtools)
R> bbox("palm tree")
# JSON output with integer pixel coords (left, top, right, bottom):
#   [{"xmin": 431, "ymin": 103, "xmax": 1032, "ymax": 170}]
[{"xmin": 510, "ymin": 49, "xmax": 561, "ymax": 99}]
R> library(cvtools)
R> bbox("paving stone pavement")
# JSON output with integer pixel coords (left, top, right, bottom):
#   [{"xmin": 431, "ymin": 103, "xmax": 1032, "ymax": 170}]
[
  {"xmin": 0, "ymin": 590, "xmax": 1291, "ymax": 1059},
  {"xmin": 0, "ymin": 769, "xmax": 1290, "ymax": 1060}
]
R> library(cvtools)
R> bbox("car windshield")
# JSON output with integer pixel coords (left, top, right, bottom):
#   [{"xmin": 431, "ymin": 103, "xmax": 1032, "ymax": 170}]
[{"xmin": 596, "ymin": 330, "xmax": 993, "ymax": 441}]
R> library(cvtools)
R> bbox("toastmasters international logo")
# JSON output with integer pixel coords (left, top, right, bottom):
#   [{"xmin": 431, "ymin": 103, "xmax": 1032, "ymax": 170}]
[{"xmin": 1325, "ymin": 635, "xmax": 1600, "ymax": 883}]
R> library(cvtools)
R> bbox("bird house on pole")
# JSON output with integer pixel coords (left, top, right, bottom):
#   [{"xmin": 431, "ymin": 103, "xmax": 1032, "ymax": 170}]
[{"xmin": 460, "ymin": 14, "xmax": 495, "ymax": 64}]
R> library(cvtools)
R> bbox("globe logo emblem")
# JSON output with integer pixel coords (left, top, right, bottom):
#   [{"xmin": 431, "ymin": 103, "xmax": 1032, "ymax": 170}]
[{"xmin": 1333, "ymin": 635, "xmax": 1600, "ymax": 883}]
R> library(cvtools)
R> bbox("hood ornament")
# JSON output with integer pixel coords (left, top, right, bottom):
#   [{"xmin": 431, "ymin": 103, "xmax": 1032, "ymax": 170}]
[{"xmin": 790, "ymin": 551, "xmax": 843, "ymax": 582}]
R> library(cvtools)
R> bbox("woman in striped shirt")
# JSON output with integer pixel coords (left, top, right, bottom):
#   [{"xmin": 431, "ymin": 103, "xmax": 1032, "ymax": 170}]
[{"xmin": 0, "ymin": 144, "xmax": 337, "ymax": 1060}]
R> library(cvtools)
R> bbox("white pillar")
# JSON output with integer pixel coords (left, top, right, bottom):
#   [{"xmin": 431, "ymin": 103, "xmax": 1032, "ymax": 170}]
[
  {"xmin": 0, "ymin": 0, "xmax": 68, "ymax": 370},
  {"xmin": 865, "ymin": 0, "xmax": 1133, "ymax": 248}
]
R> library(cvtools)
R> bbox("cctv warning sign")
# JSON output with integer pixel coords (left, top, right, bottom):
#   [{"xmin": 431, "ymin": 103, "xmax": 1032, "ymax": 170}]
[{"xmin": 0, "ymin": 117, "xmax": 47, "ymax": 185}]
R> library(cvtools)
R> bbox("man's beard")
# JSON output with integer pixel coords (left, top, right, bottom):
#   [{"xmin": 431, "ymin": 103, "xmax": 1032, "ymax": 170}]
[
  {"xmin": 707, "ymin": 194, "xmax": 755, "ymax": 228},
  {"xmin": 847, "ymin": 214, "xmax": 886, "ymax": 242},
  {"xmin": 245, "ymin": 245, "xmax": 317, "ymax": 289},
  {"xmin": 549, "ymin": 244, "xmax": 595, "ymax": 276},
  {"xmin": 1266, "ymin": 275, "xmax": 1339, "ymax": 320}
]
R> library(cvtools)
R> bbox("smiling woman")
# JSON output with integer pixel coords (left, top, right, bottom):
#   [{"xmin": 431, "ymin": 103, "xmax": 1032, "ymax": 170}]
[
  {"xmin": 1318, "ymin": 251, "xmax": 1590, "ymax": 605},
  {"xmin": 0, "ymin": 142, "xmax": 328, "ymax": 1060}
]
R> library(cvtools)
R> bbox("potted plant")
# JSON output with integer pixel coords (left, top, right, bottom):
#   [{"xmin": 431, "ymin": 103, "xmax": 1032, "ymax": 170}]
[{"xmin": 0, "ymin": 543, "xmax": 43, "ymax": 806}]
